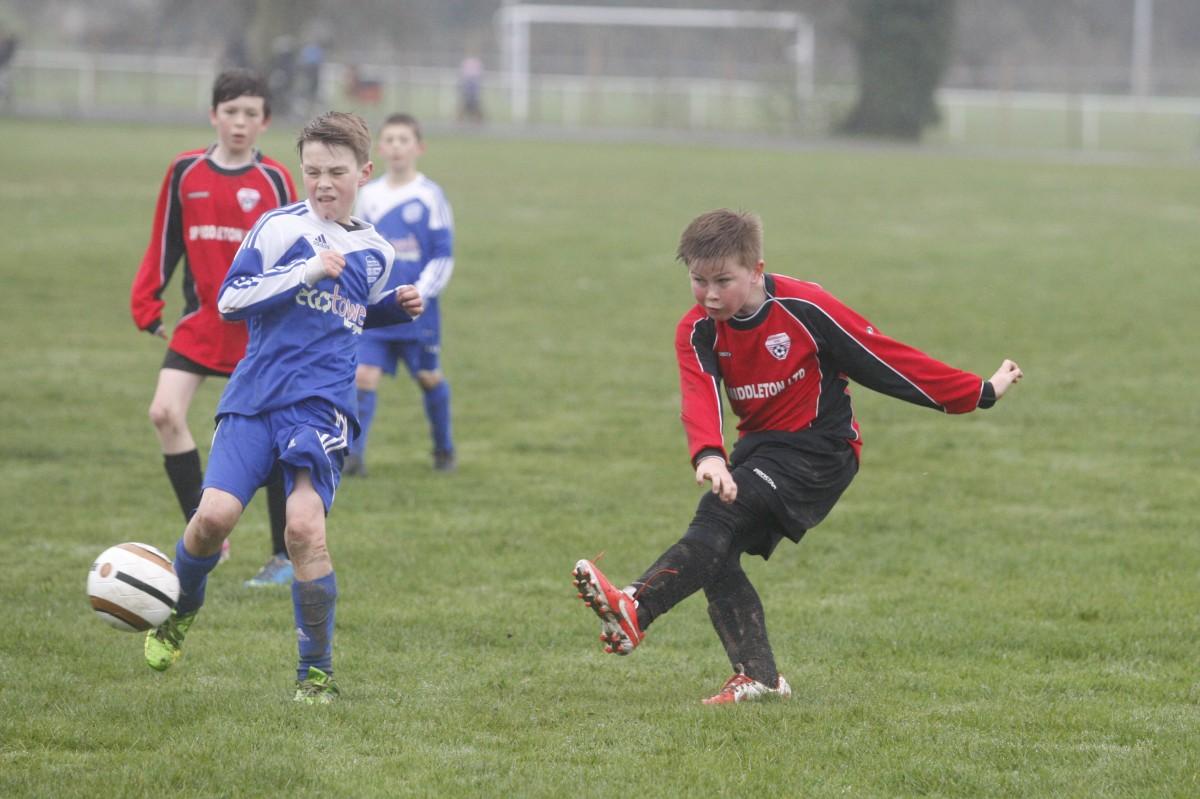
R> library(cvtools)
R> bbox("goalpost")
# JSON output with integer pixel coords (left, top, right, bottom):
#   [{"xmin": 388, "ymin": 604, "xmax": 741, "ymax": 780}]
[{"xmin": 495, "ymin": 3, "xmax": 814, "ymax": 124}]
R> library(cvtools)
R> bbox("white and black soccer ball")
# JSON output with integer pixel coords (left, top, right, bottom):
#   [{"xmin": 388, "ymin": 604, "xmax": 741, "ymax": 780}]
[{"xmin": 87, "ymin": 543, "xmax": 180, "ymax": 632}]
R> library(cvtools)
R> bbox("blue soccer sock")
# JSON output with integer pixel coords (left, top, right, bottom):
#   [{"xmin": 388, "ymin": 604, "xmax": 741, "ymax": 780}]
[
  {"xmin": 352, "ymin": 389, "xmax": 378, "ymax": 458},
  {"xmin": 292, "ymin": 571, "xmax": 337, "ymax": 680},
  {"xmin": 423, "ymin": 380, "xmax": 453, "ymax": 453},
  {"xmin": 173, "ymin": 538, "xmax": 222, "ymax": 616}
]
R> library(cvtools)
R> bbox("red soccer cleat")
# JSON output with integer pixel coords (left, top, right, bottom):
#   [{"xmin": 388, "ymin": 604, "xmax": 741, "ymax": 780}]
[
  {"xmin": 701, "ymin": 668, "xmax": 792, "ymax": 705},
  {"xmin": 572, "ymin": 559, "xmax": 644, "ymax": 655}
]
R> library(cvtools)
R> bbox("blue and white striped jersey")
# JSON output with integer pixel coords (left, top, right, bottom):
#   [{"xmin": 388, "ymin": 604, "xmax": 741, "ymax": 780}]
[
  {"xmin": 355, "ymin": 173, "xmax": 454, "ymax": 342},
  {"xmin": 215, "ymin": 199, "xmax": 412, "ymax": 430}
]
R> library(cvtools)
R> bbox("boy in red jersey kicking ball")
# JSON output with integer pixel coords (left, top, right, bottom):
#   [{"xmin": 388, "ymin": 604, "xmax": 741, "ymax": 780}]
[
  {"xmin": 131, "ymin": 70, "xmax": 297, "ymax": 586},
  {"xmin": 573, "ymin": 209, "xmax": 1023, "ymax": 705}
]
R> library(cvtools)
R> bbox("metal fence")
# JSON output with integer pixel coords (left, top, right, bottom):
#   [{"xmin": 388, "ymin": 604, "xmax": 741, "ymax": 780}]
[{"xmin": 4, "ymin": 50, "xmax": 1199, "ymax": 156}]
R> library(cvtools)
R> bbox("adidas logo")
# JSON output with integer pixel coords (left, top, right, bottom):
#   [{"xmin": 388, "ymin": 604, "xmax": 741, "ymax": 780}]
[{"xmin": 312, "ymin": 233, "xmax": 331, "ymax": 250}]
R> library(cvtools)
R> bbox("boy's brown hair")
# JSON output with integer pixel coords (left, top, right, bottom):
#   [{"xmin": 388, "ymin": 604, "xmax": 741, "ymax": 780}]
[
  {"xmin": 296, "ymin": 112, "xmax": 373, "ymax": 165},
  {"xmin": 676, "ymin": 209, "xmax": 763, "ymax": 269},
  {"xmin": 381, "ymin": 112, "xmax": 423, "ymax": 142},
  {"xmin": 212, "ymin": 69, "xmax": 271, "ymax": 118}
]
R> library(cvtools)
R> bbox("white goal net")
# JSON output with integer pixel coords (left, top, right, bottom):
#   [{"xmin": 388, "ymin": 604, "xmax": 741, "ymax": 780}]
[{"xmin": 495, "ymin": 4, "xmax": 814, "ymax": 131}]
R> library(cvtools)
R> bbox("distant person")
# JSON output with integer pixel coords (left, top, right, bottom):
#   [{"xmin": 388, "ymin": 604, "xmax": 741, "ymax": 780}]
[
  {"xmin": 220, "ymin": 35, "xmax": 250, "ymax": 70},
  {"xmin": 130, "ymin": 69, "xmax": 297, "ymax": 587},
  {"xmin": 0, "ymin": 31, "xmax": 18, "ymax": 107},
  {"xmin": 457, "ymin": 56, "xmax": 483, "ymax": 124},
  {"xmin": 572, "ymin": 209, "xmax": 1023, "ymax": 704},
  {"xmin": 296, "ymin": 38, "xmax": 326, "ymax": 114},
  {"xmin": 348, "ymin": 113, "xmax": 456, "ymax": 475},
  {"xmin": 345, "ymin": 64, "xmax": 383, "ymax": 106},
  {"xmin": 143, "ymin": 111, "xmax": 424, "ymax": 703},
  {"xmin": 267, "ymin": 35, "xmax": 297, "ymax": 117}
]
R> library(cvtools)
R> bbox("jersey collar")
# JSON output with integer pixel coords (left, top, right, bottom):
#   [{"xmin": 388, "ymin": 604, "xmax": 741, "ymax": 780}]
[
  {"xmin": 204, "ymin": 144, "xmax": 261, "ymax": 176},
  {"xmin": 727, "ymin": 274, "xmax": 776, "ymax": 330}
]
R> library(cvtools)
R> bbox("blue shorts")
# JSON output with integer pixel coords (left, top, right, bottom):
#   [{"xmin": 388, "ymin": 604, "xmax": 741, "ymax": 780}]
[
  {"xmin": 204, "ymin": 398, "xmax": 350, "ymax": 514},
  {"xmin": 358, "ymin": 337, "xmax": 440, "ymax": 378}
]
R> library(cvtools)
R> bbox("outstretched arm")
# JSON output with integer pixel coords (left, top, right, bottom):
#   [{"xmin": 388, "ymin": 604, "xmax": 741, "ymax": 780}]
[
  {"xmin": 798, "ymin": 289, "xmax": 1004, "ymax": 413},
  {"xmin": 988, "ymin": 359, "xmax": 1023, "ymax": 399}
]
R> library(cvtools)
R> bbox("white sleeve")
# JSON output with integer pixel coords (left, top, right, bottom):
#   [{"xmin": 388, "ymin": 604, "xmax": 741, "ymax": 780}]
[{"xmin": 218, "ymin": 215, "xmax": 316, "ymax": 317}]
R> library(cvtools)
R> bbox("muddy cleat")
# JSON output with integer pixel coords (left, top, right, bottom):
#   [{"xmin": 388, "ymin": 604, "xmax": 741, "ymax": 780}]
[
  {"xmin": 144, "ymin": 609, "xmax": 198, "ymax": 672},
  {"xmin": 243, "ymin": 554, "xmax": 293, "ymax": 588},
  {"xmin": 572, "ymin": 559, "xmax": 644, "ymax": 655},
  {"xmin": 701, "ymin": 667, "xmax": 792, "ymax": 705},
  {"xmin": 294, "ymin": 666, "xmax": 340, "ymax": 704},
  {"xmin": 343, "ymin": 453, "xmax": 366, "ymax": 477},
  {"xmin": 433, "ymin": 449, "xmax": 456, "ymax": 472}
]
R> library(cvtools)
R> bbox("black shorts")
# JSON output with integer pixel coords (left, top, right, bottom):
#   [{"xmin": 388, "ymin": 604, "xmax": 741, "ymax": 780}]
[
  {"xmin": 689, "ymin": 439, "xmax": 858, "ymax": 560},
  {"xmin": 162, "ymin": 348, "xmax": 232, "ymax": 378}
]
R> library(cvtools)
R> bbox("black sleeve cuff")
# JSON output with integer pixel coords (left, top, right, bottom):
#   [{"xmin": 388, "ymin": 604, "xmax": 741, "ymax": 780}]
[
  {"xmin": 692, "ymin": 448, "xmax": 726, "ymax": 468},
  {"xmin": 145, "ymin": 320, "xmax": 162, "ymax": 336},
  {"xmin": 977, "ymin": 380, "xmax": 997, "ymax": 409}
]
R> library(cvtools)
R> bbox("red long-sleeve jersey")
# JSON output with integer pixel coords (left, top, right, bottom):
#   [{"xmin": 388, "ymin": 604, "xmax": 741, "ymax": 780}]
[
  {"xmin": 130, "ymin": 147, "xmax": 296, "ymax": 373},
  {"xmin": 676, "ymin": 274, "xmax": 988, "ymax": 464}
]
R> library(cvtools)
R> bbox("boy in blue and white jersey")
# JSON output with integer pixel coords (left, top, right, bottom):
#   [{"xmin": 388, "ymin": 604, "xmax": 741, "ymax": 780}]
[
  {"xmin": 347, "ymin": 113, "xmax": 456, "ymax": 475},
  {"xmin": 143, "ymin": 112, "xmax": 424, "ymax": 704}
]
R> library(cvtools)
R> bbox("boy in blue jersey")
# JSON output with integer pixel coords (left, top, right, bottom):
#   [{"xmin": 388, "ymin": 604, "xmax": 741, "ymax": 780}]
[
  {"xmin": 143, "ymin": 112, "xmax": 424, "ymax": 704},
  {"xmin": 346, "ymin": 113, "xmax": 456, "ymax": 476}
]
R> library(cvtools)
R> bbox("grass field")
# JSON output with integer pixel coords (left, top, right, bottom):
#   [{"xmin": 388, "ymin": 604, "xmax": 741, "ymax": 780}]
[{"xmin": 0, "ymin": 117, "xmax": 1197, "ymax": 797}]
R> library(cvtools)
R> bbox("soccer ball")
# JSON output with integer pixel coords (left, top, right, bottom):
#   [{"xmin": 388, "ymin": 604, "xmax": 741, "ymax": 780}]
[{"xmin": 87, "ymin": 543, "xmax": 180, "ymax": 632}]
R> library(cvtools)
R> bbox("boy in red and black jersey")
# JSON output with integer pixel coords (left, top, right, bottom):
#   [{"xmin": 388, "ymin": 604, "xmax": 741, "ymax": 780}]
[
  {"xmin": 130, "ymin": 69, "xmax": 297, "ymax": 585},
  {"xmin": 573, "ymin": 209, "xmax": 1023, "ymax": 705}
]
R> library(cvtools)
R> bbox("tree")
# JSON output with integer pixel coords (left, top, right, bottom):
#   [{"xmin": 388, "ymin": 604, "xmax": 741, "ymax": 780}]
[{"xmin": 840, "ymin": 0, "xmax": 956, "ymax": 139}]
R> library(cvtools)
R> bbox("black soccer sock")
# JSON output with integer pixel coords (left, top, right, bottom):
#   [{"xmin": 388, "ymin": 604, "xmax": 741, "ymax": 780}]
[
  {"xmin": 629, "ymin": 538, "xmax": 725, "ymax": 631},
  {"xmin": 163, "ymin": 450, "xmax": 203, "ymax": 521},
  {"xmin": 705, "ymin": 563, "xmax": 778, "ymax": 687},
  {"xmin": 266, "ymin": 468, "xmax": 288, "ymax": 557}
]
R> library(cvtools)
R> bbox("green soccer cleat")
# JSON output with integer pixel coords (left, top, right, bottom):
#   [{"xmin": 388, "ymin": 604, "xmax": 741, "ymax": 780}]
[
  {"xmin": 294, "ymin": 666, "xmax": 340, "ymax": 705},
  {"xmin": 144, "ymin": 609, "xmax": 198, "ymax": 672}
]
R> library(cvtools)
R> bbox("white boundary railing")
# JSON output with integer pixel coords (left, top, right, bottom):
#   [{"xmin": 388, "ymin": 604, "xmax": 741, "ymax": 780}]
[
  {"xmin": 939, "ymin": 88, "xmax": 1200, "ymax": 151},
  {"xmin": 4, "ymin": 50, "xmax": 1199, "ymax": 155},
  {"xmin": 8, "ymin": 49, "xmax": 215, "ymax": 112}
]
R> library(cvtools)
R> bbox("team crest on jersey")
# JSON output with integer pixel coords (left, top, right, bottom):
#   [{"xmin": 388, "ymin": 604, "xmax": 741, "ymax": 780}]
[
  {"xmin": 365, "ymin": 254, "xmax": 383, "ymax": 281},
  {"xmin": 765, "ymin": 332, "xmax": 791, "ymax": 360},
  {"xmin": 402, "ymin": 202, "xmax": 423, "ymax": 224},
  {"xmin": 236, "ymin": 187, "xmax": 261, "ymax": 212}
]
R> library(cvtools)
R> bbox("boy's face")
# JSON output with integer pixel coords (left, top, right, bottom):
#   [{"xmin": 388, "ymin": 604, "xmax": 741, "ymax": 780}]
[
  {"xmin": 376, "ymin": 124, "xmax": 424, "ymax": 174},
  {"xmin": 301, "ymin": 142, "xmax": 372, "ymax": 224},
  {"xmin": 688, "ymin": 257, "xmax": 766, "ymax": 321},
  {"xmin": 209, "ymin": 95, "xmax": 268, "ymax": 155}
]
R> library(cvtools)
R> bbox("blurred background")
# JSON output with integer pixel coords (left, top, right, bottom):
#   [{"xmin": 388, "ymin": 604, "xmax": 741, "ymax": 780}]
[{"xmin": 0, "ymin": 0, "xmax": 1197, "ymax": 156}]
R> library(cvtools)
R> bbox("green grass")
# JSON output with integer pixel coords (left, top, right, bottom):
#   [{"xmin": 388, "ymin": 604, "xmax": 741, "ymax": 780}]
[{"xmin": 1, "ymin": 117, "xmax": 1197, "ymax": 797}]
